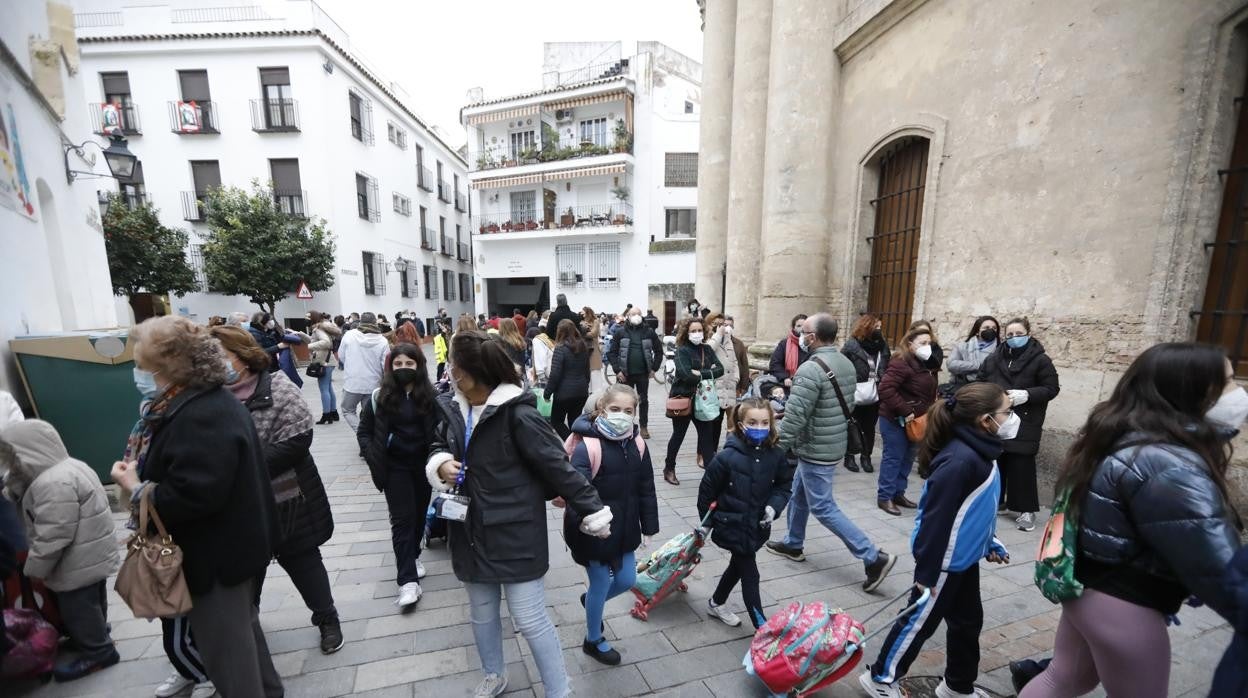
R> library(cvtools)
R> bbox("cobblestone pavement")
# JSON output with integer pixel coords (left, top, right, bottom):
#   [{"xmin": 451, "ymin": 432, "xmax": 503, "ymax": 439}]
[{"xmin": 15, "ymin": 362, "xmax": 1229, "ymax": 698}]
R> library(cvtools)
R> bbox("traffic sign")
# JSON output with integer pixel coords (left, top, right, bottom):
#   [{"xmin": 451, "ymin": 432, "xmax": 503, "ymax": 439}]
[{"xmin": 295, "ymin": 281, "xmax": 313, "ymax": 300}]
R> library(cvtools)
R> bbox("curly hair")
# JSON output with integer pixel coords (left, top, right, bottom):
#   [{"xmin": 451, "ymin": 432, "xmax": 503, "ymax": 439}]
[
  {"xmin": 850, "ymin": 314, "xmax": 880, "ymax": 341},
  {"xmin": 132, "ymin": 315, "xmax": 231, "ymax": 389}
]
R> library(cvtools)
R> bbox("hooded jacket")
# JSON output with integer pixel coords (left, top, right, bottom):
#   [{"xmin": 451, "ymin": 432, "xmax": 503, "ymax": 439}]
[
  {"xmin": 339, "ymin": 325, "xmax": 391, "ymax": 394},
  {"xmin": 306, "ymin": 321, "xmax": 341, "ymax": 365},
  {"xmin": 2, "ymin": 420, "xmax": 118, "ymax": 592},
  {"xmin": 978, "ymin": 338, "xmax": 1060, "ymax": 455},
  {"xmin": 563, "ymin": 415, "xmax": 659, "ymax": 567},
  {"xmin": 424, "ymin": 384, "xmax": 604, "ymax": 584},
  {"xmin": 697, "ymin": 434, "xmax": 793, "ymax": 554}
]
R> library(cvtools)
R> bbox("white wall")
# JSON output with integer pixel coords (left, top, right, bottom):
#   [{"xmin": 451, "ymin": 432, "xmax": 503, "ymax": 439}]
[{"xmin": 0, "ymin": 0, "xmax": 118, "ymax": 396}]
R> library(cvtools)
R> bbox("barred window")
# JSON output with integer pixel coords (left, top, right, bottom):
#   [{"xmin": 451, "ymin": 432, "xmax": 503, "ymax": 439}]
[
  {"xmin": 665, "ymin": 208, "xmax": 697, "ymax": 238},
  {"xmin": 356, "ymin": 172, "xmax": 379, "ymax": 221},
  {"xmin": 189, "ymin": 244, "xmax": 209, "ymax": 291},
  {"xmin": 443, "ymin": 269, "xmax": 456, "ymax": 300},
  {"xmin": 588, "ymin": 242, "xmax": 620, "ymax": 288},
  {"xmin": 459, "ymin": 272, "xmax": 472, "ymax": 301},
  {"xmin": 392, "ymin": 192, "xmax": 411, "ymax": 216},
  {"xmin": 555, "ymin": 244, "xmax": 585, "ymax": 288},
  {"xmin": 664, "ymin": 152, "xmax": 698, "ymax": 187},
  {"xmin": 362, "ymin": 251, "xmax": 386, "ymax": 296},
  {"xmin": 387, "ymin": 121, "xmax": 407, "ymax": 149},
  {"xmin": 423, "ymin": 264, "xmax": 439, "ymax": 300}
]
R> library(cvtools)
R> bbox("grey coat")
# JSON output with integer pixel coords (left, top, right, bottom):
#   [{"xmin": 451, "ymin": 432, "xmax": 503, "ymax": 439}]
[
  {"xmin": 778, "ymin": 346, "xmax": 857, "ymax": 465},
  {"xmin": 3, "ymin": 420, "xmax": 119, "ymax": 592},
  {"xmin": 946, "ymin": 338, "xmax": 998, "ymax": 386}
]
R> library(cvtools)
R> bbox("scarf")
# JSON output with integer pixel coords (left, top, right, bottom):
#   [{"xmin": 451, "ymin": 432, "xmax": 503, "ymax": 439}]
[
  {"xmin": 785, "ymin": 331, "xmax": 801, "ymax": 377},
  {"xmin": 861, "ymin": 336, "xmax": 886, "ymax": 356},
  {"xmin": 356, "ymin": 322, "xmax": 381, "ymax": 335},
  {"xmin": 227, "ymin": 371, "xmax": 260, "ymax": 402},
  {"xmin": 123, "ymin": 386, "xmax": 185, "ymax": 479}
]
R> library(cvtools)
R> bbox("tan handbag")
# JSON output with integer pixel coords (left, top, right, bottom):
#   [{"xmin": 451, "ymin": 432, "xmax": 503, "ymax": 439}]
[
  {"xmin": 905, "ymin": 413, "xmax": 929, "ymax": 443},
  {"xmin": 114, "ymin": 485, "xmax": 193, "ymax": 619}
]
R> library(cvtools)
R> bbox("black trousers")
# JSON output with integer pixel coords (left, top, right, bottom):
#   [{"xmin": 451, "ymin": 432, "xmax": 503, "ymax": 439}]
[
  {"xmin": 998, "ymin": 452, "xmax": 1039, "ymax": 513},
  {"xmin": 709, "ymin": 408, "xmax": 727, "ymax": 450},
  {"xmin": 712, "ymin": 552, "xmax": 765, "ymax": 629},
  {"xmin": 435, "ymin": 362, "xmax": 446, "ymax": 381},
  {"xmin": 161, "ymin": 614, "xmax": 208, "ymax": 682},
  {"xmin": 550, "ymin": 396, "xmax": 583, "ymax": 440},
  {"xmin": 621, "ymin": 373, "xmax": 651, "ymax": 427},
  {"xmin": 57, "ymin": 580, "xmax": 113, "ymax": 659},
  {"xmin": 869, "ymin": 565, "xmax": 982, "ymax": 693},
  {"xmin": 665, "ymin": 414, "xmax": 717, "ymax": 472},
  {"xmin": 852, "ymin": 402, "xmax": 880, "ymax": 458},
  {"xmin": 383, "ymin": 467, "xmax": 434, "ymax": 586}
]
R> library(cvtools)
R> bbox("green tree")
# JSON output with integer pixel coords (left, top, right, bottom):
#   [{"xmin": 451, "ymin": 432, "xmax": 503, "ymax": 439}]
[
  {"xmin": 102, "ymin": 194, "xmax": 199, "ymax": 319},
  {"xmin": 201, "ymin": 182, "xmax": 336, "ymax": 315}
]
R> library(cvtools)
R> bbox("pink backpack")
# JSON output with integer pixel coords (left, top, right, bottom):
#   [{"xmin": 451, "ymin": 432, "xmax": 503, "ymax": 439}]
[
  {"xmin": 0, "ymin": 608, "xmax": 58, "ymax": 680},
  {"xmin": 553, "ymin": 433, "xmax": 646, "ymax": 508}
]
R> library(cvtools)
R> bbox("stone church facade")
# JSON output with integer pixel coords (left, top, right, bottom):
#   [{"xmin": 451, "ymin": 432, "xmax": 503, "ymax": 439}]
[{"xmin": 694, "ymin": 0, "xmax": 1248, "ymax": 473}]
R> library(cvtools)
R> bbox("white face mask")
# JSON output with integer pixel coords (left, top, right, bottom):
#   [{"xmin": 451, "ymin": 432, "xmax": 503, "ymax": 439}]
[
  {"xmin": 721, "ymin": 325, "xmax": 733, "ymax": 336},
  {"xmin": 688, "ymin": 332, "xmax": 704, "ymax": 345},
  {"xmin": 1207, "ymin": 386, "xmax": 1248, "ymax": 429},
  {"xmin": 629, "ymin": 315, "xmax": 642, "ymax": 326},
  {"xmin": 914, "ymin": 344, "xmax": 933, "ymax": 361},
  {"xmin": 992, "ymin": 412, "xmax": 1021, "ymax": 440}
]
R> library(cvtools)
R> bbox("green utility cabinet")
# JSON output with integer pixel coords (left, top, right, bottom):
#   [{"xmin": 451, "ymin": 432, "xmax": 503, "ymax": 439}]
[{"xmin": 10, "ymin": 331, "xmax": 137, "ymax": 482}]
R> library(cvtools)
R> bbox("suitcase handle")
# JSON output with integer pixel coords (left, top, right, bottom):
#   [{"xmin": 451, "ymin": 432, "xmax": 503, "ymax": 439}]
[{"xmin": 847, "ymin": 584, "xmax": 930, "ymax": 652}]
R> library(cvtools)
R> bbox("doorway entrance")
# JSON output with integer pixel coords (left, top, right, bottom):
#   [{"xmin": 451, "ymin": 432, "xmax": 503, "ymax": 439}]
[
  {"xmin": 485, "ymin": 277, "xmax": 550, "ymax": 317},
  {"xmin": 865, "ymin": 137, "xmax": 930, "ymax": 345}
]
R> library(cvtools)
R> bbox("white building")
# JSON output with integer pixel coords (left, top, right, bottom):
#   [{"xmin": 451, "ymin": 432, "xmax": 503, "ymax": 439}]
[
  {"xmin": 0, "ymin": 1, "xmax": 120, "ymax": 395},
  {"xmin": 74, "ymin": 0, "xmax": 475, "ymax": 328},
  {"xmin": 462, "ymin": 42, "xmax": 700, "ymax": 333}
]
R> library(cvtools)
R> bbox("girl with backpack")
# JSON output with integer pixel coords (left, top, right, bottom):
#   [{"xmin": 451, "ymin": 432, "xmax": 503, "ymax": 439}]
[
  {"xmin": 562, "ymin": 384, "xmax": 660, "ymax": 666},
  {"xmin": 858, "ymin": 381, "xmax": 1013, "ymax": 698},
  {"xmin": 697, "ymin": 398, "xmax": 793, "ymax": 629}
]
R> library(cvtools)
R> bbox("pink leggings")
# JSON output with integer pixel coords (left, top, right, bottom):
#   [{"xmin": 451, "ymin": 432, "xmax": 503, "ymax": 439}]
[{"xmin": 1020, "ymin": 588, "xmax": 1170, "ymax": 698}]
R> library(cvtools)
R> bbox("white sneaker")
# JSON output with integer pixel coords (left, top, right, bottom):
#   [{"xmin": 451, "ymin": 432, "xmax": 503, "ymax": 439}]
[
  {"xmin": 473, "ymin": 672, "xmax": 508, "ymax": 697},
  {"xmin": 415, "ymin": 559, "xmax": 427, "ymax": 579},
  {"xmin": 154, "ymin": 672, "xmax": 195, "ymax": 697},
  {"xmin": 189, "ymin": 682, "xmax": 217, "ymax": 698},
  {"xmin": 706, "ymin": 600, "xmax": 741, "ymax": 627},
  {"xmin": 1016, "ymin": 512, "xmax": 1036, "ymax": 532},
  {"xmin": 935, "ymin": 679, "xmax": 989, "ymax": 698},
  {"xmin": 858, "ymin": 671, "xmax": 902, "ymax": 698},
  {"xmin": 395, "ymin": 581, "xmax": 422, "ymax": 607}
]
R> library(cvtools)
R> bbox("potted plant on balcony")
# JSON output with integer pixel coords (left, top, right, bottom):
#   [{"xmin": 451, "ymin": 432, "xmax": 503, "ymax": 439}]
[
  {"xmin": 519, "ymin": 146, "xmax": 539, "ymax": 165},
  {"xmin": 476, "ymin": 152, "xmax": 495, "ymax": 170},
  {"xmin": 560, "ymin": 207, "xmax": 575, "ymax": 228},
  {"xmin": 526, "ymin": 220, "xmax": 539, "ymax": 231},
  {"xmin": 613, "ymin": 119, "xmax": 632, "ymax": 153},
  {"xmin": 610, "ymin": 186, "xmax": 630, "ymax": 224},
  {"xmin": 486, "ymin": 221, "xmax": 499, "ymax": 233}
]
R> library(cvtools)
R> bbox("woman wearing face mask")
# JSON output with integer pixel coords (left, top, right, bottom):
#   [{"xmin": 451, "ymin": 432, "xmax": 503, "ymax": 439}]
[
  {"xmin": 908, "ymin": 320, "xmax": 945, "ymax": 376},
  {"xmin": 426, "ymin": 331, "xmax": 610, "ymax": 698},
  {"xmin": 841, "ymin": 314, "xmax": 891, "ymax": 474},
  {"xmin": 563, "ymin": 384, "xmax": 659, "ymax": 666},
  {"xmin": 1020, "ymin": 343, "xmax": 1243, "ymax": 698},
  {"xmin": 356, "ymin": 343, "xmax": 440, "ymax": 611},
  {"xmin": 546, "ymin": 320, "xmax": 592, "ymax": 439},
  {"xmin": 876, "ymin": 327, "xmax": 939, "ymax": 515},
  {"xmin": 978, "ymin": 317, "xmax": 1060, "ymax": 532},
  {"xmin": 247, "ymin": 311, "xmax": 284, "ymax": 372},
  {"xmin": 706, "ymin": 313, "xmax": 751, "ymax": 449},
  {"xmin": 663, "ymin": 318, "xmax": 725, "ymax": 485},
  {"xmin": 769, "ymin": 314, "xmax": 811, "ymax": 392},
  {"xmin": 947, "ymin": 316, "xmax": 1000, "ymax": 388}
]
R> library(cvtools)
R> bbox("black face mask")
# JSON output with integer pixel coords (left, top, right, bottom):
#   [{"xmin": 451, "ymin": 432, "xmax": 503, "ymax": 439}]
[
  {"xmin": 979, "ymin": 328, "xmax": 998, "ymax": 343},
  {"xmin": 870, "ymin": 329, "xmax": 883, "ymax": 341},
  {"xmin": 393, "ymin": 368, "xmax": 419, "ymax": 386}
]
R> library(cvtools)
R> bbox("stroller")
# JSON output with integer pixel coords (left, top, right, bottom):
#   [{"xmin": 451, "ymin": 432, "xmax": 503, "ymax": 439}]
[
  {"xmin": 743, "ymin": 585, "xmax": 931, "ymax": 698},
  {"xmin": 630, "ymin": 505, "xmax": 716, "ymax": 621},
  {"xmin": 742, "ymin": 374, "xmax": 787, "ymax": 420}
]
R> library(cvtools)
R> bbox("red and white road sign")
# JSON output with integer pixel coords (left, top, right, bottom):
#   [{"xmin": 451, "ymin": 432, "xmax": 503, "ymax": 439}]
[{"xmin": 295, "ymin": 281, "xmax": 313, "ymax": 300}]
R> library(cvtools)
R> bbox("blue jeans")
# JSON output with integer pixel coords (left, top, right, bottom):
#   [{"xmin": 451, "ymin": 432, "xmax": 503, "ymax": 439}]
[
  {"xmin": 465, "ymin": 579, "xmax": 569, "ymax": 698},
  {"xmin": 782, "ymin": 459, "xmax": 878, "ymax": 562},
  {"xmin": 317, "ymin": 365, "xmax": 337, "ymax": 413},
  {"xmin": 584, "ymin": 551, "xmax": 637, "ymax": 644},
  {"xmin": 877, "ymin": 416, "xmax": 917, "ymax": 502}
]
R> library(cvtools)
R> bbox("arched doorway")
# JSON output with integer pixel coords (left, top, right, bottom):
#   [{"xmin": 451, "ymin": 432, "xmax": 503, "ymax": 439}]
[
  {"xmin": 36, "ymin": 178, "xmax": 78, "ymax": 331},
  {"xmin": 864, "ymin": 137, "xmax": 930, "ymax": 344}
]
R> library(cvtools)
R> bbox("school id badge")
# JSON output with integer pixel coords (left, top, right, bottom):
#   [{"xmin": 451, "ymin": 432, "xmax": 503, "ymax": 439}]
[{"xmin": 433, "ymin": 492, "xmax": 470, "ymax": 521}]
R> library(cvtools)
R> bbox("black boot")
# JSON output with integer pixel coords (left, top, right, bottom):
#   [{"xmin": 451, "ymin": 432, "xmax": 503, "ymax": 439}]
[
  {"xmin": 330, "ymin": 410, "xmax": 340, "ymax": 422},
  {"xmin": 843, "ymin": 454, "xmax": 860, "ymax": 473},
  {"xmin": 316, "ymin": 412, "xmax": 332, "ymax": 425},
  {"xmin": 860, "ymin": 454, "xmax": 874, "ymax": 473}
]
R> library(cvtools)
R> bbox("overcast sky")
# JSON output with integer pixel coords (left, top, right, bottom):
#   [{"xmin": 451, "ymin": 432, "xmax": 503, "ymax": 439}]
[{"xmin": 311, "ymin": 0, "xmax": 705, "ymax": 146}]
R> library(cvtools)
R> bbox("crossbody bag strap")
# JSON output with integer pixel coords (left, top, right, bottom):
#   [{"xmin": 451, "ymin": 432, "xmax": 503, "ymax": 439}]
[{"xmin": 811, "ymin": 356, "xmax": 853, "ymax": 421}]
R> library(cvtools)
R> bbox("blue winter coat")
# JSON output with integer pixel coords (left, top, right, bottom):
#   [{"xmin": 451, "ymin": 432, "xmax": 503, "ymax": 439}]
[
  {"xmin": 697, "ymin": 435, "xmax": 793, "ymax": 555},
  {"xmin": 563, "ymin": 416, "xmax": 659, "ymax": 568},
  {"xmin": 1210, "ymin": 544, "xmax": 1248, "ymax": 698}
]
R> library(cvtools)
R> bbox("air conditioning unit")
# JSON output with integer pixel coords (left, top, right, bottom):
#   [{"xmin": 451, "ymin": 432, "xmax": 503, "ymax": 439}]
[
  {"xmin": 555, "ymin": 109, "xmax": 573, "ymax": 122},
  {"xmin": 559, "ymin": 271, "xmax": 578, "ymax": 285}
]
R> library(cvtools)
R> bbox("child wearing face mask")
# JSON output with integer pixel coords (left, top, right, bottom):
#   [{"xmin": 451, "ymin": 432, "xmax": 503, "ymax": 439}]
[
  {"xmin": 859, "ymin": 382, "xmax": 1014, "ymax": 698},
  {"xmin": 563, "ymin": 384, "xmax": 660, "ymax": 666},
  {"xmin": 697, "ymin": 399, "xmax": 794, "ymax": 629}
]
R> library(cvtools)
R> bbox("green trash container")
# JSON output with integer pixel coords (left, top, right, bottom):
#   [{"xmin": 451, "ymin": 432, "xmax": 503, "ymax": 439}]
[{"xmin": 10, "ymin": 330, "xmax": 137, "ymax": 482}]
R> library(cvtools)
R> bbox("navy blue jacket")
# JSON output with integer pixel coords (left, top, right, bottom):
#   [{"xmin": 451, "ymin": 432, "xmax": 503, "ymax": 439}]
[
  {"xmin": 563, "ymin": 416, "xmax": 659, "ymax": 568},
  {"xmin": 1211, "ymin": 544, "xmax": 1248, "ymax": 698},
  {"xmin": 697, "ymin": 435, "xmax": 793, "ymax": 554},
  {"xmin": 910, "ymin": 425, "xmax": 1003, "ymax": 588}
]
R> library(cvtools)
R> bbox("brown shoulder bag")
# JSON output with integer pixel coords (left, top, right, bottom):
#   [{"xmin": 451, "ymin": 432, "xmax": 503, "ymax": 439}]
[{"xmin": 114, "ymin": 485, "xmax": 193, "ymax": 619}]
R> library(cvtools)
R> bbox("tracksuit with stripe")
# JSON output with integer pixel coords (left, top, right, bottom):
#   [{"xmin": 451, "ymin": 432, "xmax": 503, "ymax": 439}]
[{"xmin": 868, "ymin": 424, "xmax": 1006, "ymax": 695}]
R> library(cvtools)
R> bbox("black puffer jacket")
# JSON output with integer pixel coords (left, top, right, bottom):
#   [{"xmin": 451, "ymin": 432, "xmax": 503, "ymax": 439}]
[
  {"xmin": 606, "ymin": 325, "xmax": 663, "ymax": 376},
  {"xmin": 978, "ymin": 339, "xmax": 1060, "ymax": 455},
  {"xmin": 768, "ymin": 335, "xmax": 810, "ymax": 385},
  {"xmin": 426, "ymin": 384, "xmax": 604, "ymax": 584},
  {"xmin": 841, "ymin": 337, "xmax": 890, "ymax": 384},
  {"xmin": 1076, "ymin": 436, "xmax": 1241, "ymax": 616},
  {"xmin": 357, "ymin": 388, "xmax": 439, "ymax": 491},
  {"xmin": 563, "ymin": 416, "xmax": 659, "ymax": 568},
  {"xmin": 546, "ymin": 344, "xmax": 590, "ymax": 402},
  {"xmin": 697, "ymin": 435, "xmax": 793, "ymax": 554}
]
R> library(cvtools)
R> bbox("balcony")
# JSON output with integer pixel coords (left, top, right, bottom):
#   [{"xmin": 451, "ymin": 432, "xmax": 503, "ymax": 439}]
[
  {"xmin": 473, "ymin": 202, "xmax": 633, "ymax": 236},
  {"xmin": 250, "ymin": 98, "xmax": 300, "ymax": 132},
  {"xmin": 437, "ymin": 181, "xmax": 451, "ymax": 203},
  {"xmin": 90, "ymin": 102, "xmax": 141, "ymax": 136},
  {"xmin": 458, "ymin": 242, "xmax": 471, "ymax": 261},
  {"xmin": 417, "ymin": 167, "xmax": 434, "ymax": 193},
  {"xmin": 167, "ymin": 100, "xmax": 219, "ymax": 134},
  {"xmin": 421, "ymin": 226, "xmax": 436, "ymax": 250},
  {"xmin": 440, "ymin": 235, "xmax": 454, "ymax": 257},
  {"xmin": 181, "ymin": 191, "xmax": 208, "ymax": 222},
  {"xmin": 274, "ymin": 189, "xmax": 307, "ymax": 217},
  {"xmin": 455, "ymin": 190, "xmax": 467, "ymax": 212},
  {"xmin": 469, "ymin": 131, "xmax": 631, "ymax": 173}
]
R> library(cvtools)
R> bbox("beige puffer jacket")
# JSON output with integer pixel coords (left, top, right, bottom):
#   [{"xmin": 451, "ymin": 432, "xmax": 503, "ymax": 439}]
[{"xmin": 2, "ymin": 420, "xmax": 119, "ymax": 592}]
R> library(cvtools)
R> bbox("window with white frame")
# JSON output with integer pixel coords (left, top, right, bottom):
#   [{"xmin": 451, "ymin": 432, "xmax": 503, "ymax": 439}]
[
  {"xmin": 362, "ymin": 251, "xmax": 386, "ymax": 295},
  {"xmin": 348, "ymin": 89, "xmax": 374, "ymax": 145},
  {"xmin": 664, "ymin": 152, "xmax": 698, "ymax": 187},
  {"xmin": 579, "ymin": 117, "xmax": 607, "ymax": 147},
  {"xmin": 509, "ymin": 130, "xmax": 536, "ymax": 159},
  {"xmin": 392, "ymin": 192, "xmax": 411, "ymax": 216},
  {"xmin": 588, "ymin": 242, "xmax": 620, "ymax": 288},
  {"xmin": 555, "ymin": 244, "xmax": 585, "ymax": 288},
  {"xmin": 356, "ymin": 172, "xmax": 379, "ymax": 221},
  {"xmin": 665, "ymin": 208, "xmax": 697, "ymax": 238},
  {"xmin": 443, "ymin": 269, "xmax": 456, "ymax": 300},
  {"xmin": 387, "ymin": 121, "xmax": 407, "ymax": 149},
  {"xmin": 423, "ymin": 264, "xmax": 439, "ymax": 300},
  {"xmin": 510, "ymin": 190, "xmax": 536, "ymax": 224}
]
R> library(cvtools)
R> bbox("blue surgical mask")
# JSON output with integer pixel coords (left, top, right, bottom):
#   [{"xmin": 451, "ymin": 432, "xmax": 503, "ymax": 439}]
[
  {"xmin": 1006, "ymin": 336, "xmax": 1030, "ymax": 350},
  {"xmin": 133, "ymin": 367, "xmax": 160, "ymax": 399},
  {"xmin": 596, "ymin": 412, "xmax": 634, "ymax": 440},
  {"xmin": 743, "ymin": 426, "xmax": 770, "ymax": 446},
  {"xmin": 225, "ymin": 366, "xmax": 240, "ymax": 384}
]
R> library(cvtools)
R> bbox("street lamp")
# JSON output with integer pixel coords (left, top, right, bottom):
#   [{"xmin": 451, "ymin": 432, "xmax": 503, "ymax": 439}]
[
  {"xmin": 392, "ymin": 256, "xmax": 409, "ymax": 273},
  {"xmin": 64, "ymin": 134, "xmax": 138, "ymax": 184}
]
